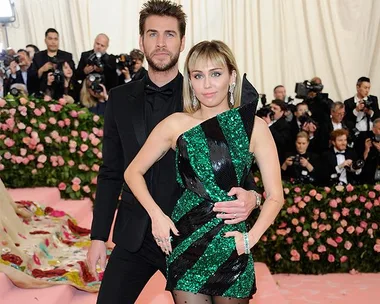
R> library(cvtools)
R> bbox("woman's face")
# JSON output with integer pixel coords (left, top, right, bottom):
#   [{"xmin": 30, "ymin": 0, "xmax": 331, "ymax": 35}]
[
  {"xmin": 296, "ymin": 137, "xmax": 309, "ymax": 153},
  {"xmin": 189, "ymin": 58, "xmax": 235, "ymax": 110},
  {"xmin": 63, "ymin": 62, "xmax": 73, "ymax": 78}
]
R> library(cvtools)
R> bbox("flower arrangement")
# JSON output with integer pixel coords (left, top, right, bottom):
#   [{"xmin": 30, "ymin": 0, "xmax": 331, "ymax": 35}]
[
  {"xmin": 252, "ymin": 181, "xmax": 380, "ymax": 274},
  {"xmin": 0, "ymin": 94, "xmax": 103, "ymax": 200}
]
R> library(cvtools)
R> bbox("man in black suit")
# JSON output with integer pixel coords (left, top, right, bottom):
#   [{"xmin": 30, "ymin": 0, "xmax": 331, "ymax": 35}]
[
  {"xmin": 321, "ymin": 129, "xmax": 362, "ymax": 185},
  {"xmin": 117, "ymin": 48, "xmax": 148, "ymax": 85},
  {"xmin": 87, "ymin": 1, "xmax": 260, "ymax": 303},
  {"xmin": 361, "ymin": 118, "xmax": 380, "ymax": 184},
  {"xmin": 6, "ymin": 49, "xmax": 39, "ymax": 95},
  {"xmin": 32, "ymin": 28, "xmax": 74, "ymax": 81},
  {"xmin": 268, "ymin": 99, "xmax": 292, "ymax": 163},
  {"xmin": 76, "ymin": 33, "xmax": 118, "ymax": 90},
  {"xmin": 344, "ymin": 77, "xmax": 380, "ymax": 134}
]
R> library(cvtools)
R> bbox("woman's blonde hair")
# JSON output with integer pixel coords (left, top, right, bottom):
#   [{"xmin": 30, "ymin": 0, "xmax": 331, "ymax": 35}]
[
  {"xmin": 296, "ymin": 131, "xmax": 310, "ymax": 142},
  {"xmin": 183, "ymin": 40, "xmax": 241, "ymax": 113},
  {"xmin": 80, "ymin": 81, "xmax": 97, "ymax": 108}
]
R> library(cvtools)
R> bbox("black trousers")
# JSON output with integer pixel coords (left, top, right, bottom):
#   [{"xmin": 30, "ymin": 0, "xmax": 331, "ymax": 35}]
[{"xmin": 96, "ymin": 233, "xmax": 167, "ymax": 304}]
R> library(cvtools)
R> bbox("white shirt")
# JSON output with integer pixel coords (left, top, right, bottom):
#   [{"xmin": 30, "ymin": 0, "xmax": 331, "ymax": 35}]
[
  {"xmin": 331, "ymin": 120, "xmax": 342, "ymax": 130},
  {"xmin": 334, "ymin": 148, "xmax": 347, "ymax": 184},
  {"xmin": 353, "ymin": 95, "xmax": 373, "ymax": 131}
]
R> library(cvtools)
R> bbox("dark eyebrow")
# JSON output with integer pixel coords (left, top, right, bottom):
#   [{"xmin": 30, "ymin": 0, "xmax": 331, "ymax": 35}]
[{"xmin": 146, "ymin": 29, "xmax": 178, "ymax": 35}]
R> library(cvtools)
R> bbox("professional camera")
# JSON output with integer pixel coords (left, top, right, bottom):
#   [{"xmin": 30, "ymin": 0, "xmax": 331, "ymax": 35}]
[
  {"xmin": 10, "ymin": 87, "xmax": 21, "ymax": 97},
  {"xmin": 295, "ymin": 80, "xmax": 324, "ymax": 99},
  {"xmin": 291, "ymin": 154, "xmax": 301, "ymax": 166},
  {"xmin": 298, "ymin": 112, "xmax": 318, "ymax": 127},
  {"xmin": 256, "ymin": 105, "xmax": 274, "ymax": 121},
  {"xmin": 87, "ymin": 52, "xmax": 105, "ymax": 69},
  {"xmin": 362, "ymin": 97, "xmax": 374, "ymax": 110},
  {"xmin": 116, "ymin": 53, "xmax": 135, "ymax": 72},
  {"xmin": 345, "ymin": 159, "xmax": 365, "ymax": 172},
  {"xmin": 48, "ymin": 56, "xmax": 59, "ymax": 65},
  {"xmin": 88, "ymin": 73, "xmax": 104, "ymax": 94},
  {"xmin": 47, "ymin": 68, "xmax": 64, "ymax": 86},
  {"xmin": 0, "ymin": 49, "xmax": 14, "ymax": 77},
  {"xmin": 294, "ymin": 170, "xmax": 315, "ymax": 184}
]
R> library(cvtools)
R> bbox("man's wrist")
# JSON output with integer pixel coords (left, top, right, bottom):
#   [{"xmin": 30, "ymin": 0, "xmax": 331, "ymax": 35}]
[{"xmin": 250, "ymin": 190, "xmax": 261, "ymax": 208}]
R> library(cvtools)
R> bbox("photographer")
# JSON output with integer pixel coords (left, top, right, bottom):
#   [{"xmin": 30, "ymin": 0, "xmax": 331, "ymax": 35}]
[
  {"xmin": 80, "ymin": 73, "xmax": 108, "ymax": 115},
  {"xmin": 118, "ymin": 49, "xmax": 147, "ymax": 85},
  {"xmin": 76, "ymin": 34, "xmax": 118, "ymax": 91},
  {"xmin": 344, "ymin": 77, "xmax": 380, "ymax": 133},
  {"xmin": 321, "ymin": 129, "xmax": 363, "ymax": 185},
  {"xmin": 25, "ymin": 44, "xmax": 40, "ymax": 61},
  {"xmin": 360, "ymin": 119, "xmax": 380, "ymax": 184},
  {"xmin": 6, "ymin": 49, "xmax": 39, "ymax": 95},
  {"xmin": 281, "ymin": 131, "xmax": 320, "ymax": 184},
  {"xmin": 32, "ymin": 28, "xmax": 74, "ymax": 81}
]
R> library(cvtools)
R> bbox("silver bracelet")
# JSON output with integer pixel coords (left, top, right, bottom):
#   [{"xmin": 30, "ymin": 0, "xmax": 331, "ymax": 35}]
[
  {"xmin": 243, "ymin": 232, "xmax": 250, "ymax": 254},
  {"xmin": 250, "ymin": 190, "xmax": 262, "ymax": 208}
]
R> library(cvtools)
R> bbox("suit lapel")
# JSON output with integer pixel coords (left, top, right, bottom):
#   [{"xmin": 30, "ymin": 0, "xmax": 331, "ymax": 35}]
[{"xmin": 129, "ymin": 80, "xmax": 147, "ymax": 148}]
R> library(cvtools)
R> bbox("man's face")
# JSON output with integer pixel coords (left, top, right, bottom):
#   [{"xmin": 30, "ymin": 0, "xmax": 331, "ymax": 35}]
[
  {"xmin": 373, "ymin": 122, "xmax": 380, "ymax": 135},
  {"xmin": 133, "ymin": 59, "xmax": 143, "ymax": 73},
  {"xmin": 332, "ymin": 135, "xmax": 347, "ymax": 151},
  {"xmin": 295, "ymin": 104, "xmax": 308, "ymax": 118},
  {"xmin": 17, "ymin": 51, "xmax": 30, "ymax": 67},
  {"xmin": 139, "ymin": 15, "xmax": 185, "ymax": 72},
  {"xmin": 274, "ymin": 86, "xmax": 286, "ymax": 100},
  {"xmin": 25, "ymin": 46, "xmax": 36, "ymax": 60},
  {"xmin": 331, "ymin": 107, "xmax": 345, "ymax": 123},
  {"xmin": 357, "ymin": 81, "xmax": 370, "ymax": 99},
  {"xmin": 45, "ymin": 32, "xmax": 59, "ymax": 52},
  {"xmin": 270, "ymin": 103, "xmax": 284, "ymax": 120},
  {"xmin": 93, "ymin": 35, "xmax": 108, "ymax": 54}
]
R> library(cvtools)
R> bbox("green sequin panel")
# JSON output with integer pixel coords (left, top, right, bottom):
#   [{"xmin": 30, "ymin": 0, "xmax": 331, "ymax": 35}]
[{"xmin": 171, "ymin": 189, "xmax": 203, "ymax": 223}]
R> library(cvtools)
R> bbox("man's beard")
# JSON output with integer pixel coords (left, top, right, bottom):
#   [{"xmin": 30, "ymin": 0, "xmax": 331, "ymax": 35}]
[{"xmin": 145, "ymin": 49, "xmax": 180, "ymax": 72}]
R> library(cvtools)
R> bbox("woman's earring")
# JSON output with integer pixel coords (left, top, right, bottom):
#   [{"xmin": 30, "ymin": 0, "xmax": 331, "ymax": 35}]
[
  {"xmin": 192, "ymin": 89, "xmax": 198, "ymax": 108},
  {"xmin": 229, "ymin": 83, "xmax": 236, "ymax": 105}
]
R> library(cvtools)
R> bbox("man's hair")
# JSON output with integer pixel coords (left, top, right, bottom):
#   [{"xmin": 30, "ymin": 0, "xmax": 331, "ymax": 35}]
[
  {"xmin": 331, "ymin": 101, "xmax": 344, "ymax": 112},
  {"xmin": 45, "ymin": 28, "xmax": 59, "ymax": 37},
  {"xmin": 273, "ymin": 85, "xmax": 284, "ymax": 93},
  {"xmin": 130, "ymin": 49, "xmax": 144, "ymax": 61},
  {"xmin": 296, "ymin": 102, "xmax": 308, "ymax": 111},
  {"xmin": 296, "ymin": 131, "xmax": 310, "ymax": 142},
  {"xmin": 311, "ymin": 76, "xmax": 322, "ymax": 84},
  {"xmin": 330, "ymin": 128, "xmax": 349, "ymax": 142},
  {"xmin": 373, "ymin": 118, "xmax": 380, "ymax": 127},
  {"xmin": 139, "ymin": 0, "xmax": 187, "ymax": 39},
  {"xmin": 271, "ymin": 99, "xmax": 287, "ymax": 112},
  {"xmin": 25, "ymin": 44, "xmax": 40, "ymax": 53},
  {"xmin": 357, "ymin": 76, "xmax": 370, "ymax": 86},
  {"xmin": 17, "ymin": 49, "xmax": 30, "ymax": 57}
]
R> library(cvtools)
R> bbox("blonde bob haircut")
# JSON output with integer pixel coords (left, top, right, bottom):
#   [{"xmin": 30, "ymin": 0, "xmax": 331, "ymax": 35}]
[{"xmin": 183, "ymin": 40, "xmax": 242, "ymax": 114}]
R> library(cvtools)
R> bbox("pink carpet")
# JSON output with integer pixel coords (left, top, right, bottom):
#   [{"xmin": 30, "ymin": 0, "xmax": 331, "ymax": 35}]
[{"xmin": 1, "ymin": 187, "xmax": 379, "ymax": 304}]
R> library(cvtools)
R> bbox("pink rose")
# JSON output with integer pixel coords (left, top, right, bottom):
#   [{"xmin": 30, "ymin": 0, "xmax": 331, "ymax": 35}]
[
  {"xmin": 292, "ymin": 205, "xmax": 300, "ymax": 214},
  {"xmin": 352, "ymin": 195, "xmax": 358, "ymax": 201},
  {"xmin": 61, "ymin": 136, "xmax": 69, "ymax": 142},
  {"xmin": 311, "ymin": 222, "xmax": 318, "ymax": 230},
  {"xmin": 313, "ymin": 208, "xmax": 320, "ymax": 215},
  {"xmin": 294, "ymin": 187, "xmax": 301, "ymax": 193},
  {"xmin": 308, "ymin": 237, "xmax": 315, "ymax": 245},
  {"xmin": 44, "ymin": 136, "xmax": 52, "ymax": 144},
  {"xmin": 58, "ymin": 120, "xmax": 65, "ymax": 127},
  {"xmin": 360, "ymin": 221, "xmax": 368, "ymax": 229},
  {"xmin": 91, "ymin": 176, "xmax": 98, "ymax": 185},
  {"xmin": 68, "ymin": 160, "xmax": 75, "ymax": 167},
  {"xmin": 37, "ymin": 155, "xmax": 47, "ymax": 163},
  {"xmin": 274, "ymin": 253, "xmax": 282, "ymax": 261},
  {"xmin": 83, "ymin": 185, "xmax": 91, "ymax": 193},
  {"xmin": 39, "ymin": 123, "xmax": 47, "ymax": 130},
  {"xmin": 345, "ymin": 196, "xmax": 352, "ymax": 203},
  {"xmin": 312, "ymin": 253, "xmax": 320, "ymax": 261},
  {"xmin": 58, "ymin": 98, "xmax": 67, "ymax": 105},
  {"xmin": 70, "ymin": 110, "xmax": 78, "ymax": 118},
  {"xmin": 91, "ymin": 164, "xmax": 100, "ymax": 172},
  {"xmin": 44, "ymin": 95, "xmax": 52, "ymax": 101},
  {"xmin": 335, "ymin": 236, "xmax": 343, "ymax": 243},
  {"xmin": 309, "ymin": 189, "xmax": 317, "ymax": 197},
  {"xmin": 315, "ymin": 193, "xmax": 323, "ymax": 201},
  {"xmin": 290, "ymin": 249, "xmax": 300, "ymax": 261},
  {"xmin": 358, "ymin": 242, "xmax": 364, "ymax": 248},
  {"xmin": 346, "ymin": 184, "xmax": 354, "ymax": 192},
  {"xmin": 327, "ymin": 238, "xmax": 338, "ymax": 247},
  {"xmin": 329, "ymin": 199, "xmax": 338, "ymax": 208},
  {"xmin": 317, "ymin": 245, "xmax": 326, "ymax": 253},
  {"xmin": 17, "ymin": 122, "xmax": 26, "ymax": 130},
  {"xmin": 354, "ymin": 208, "xmax": 361, "ymax": 216},
  {"xmin": 355, "ymin": 227, "xmax": 364, "ymax": 234},
  {"xmin": 58, "ymin": 182, "xmax": 67, "ymax": 190},
  {"xmin": 346, "ymin": 226, "xmax": 355, "ymax": 234},
  {"xmin": 302, "ymin": 230, "xmax": 309, "ymax": 237},
  {"xmin": 340, "ymin": 256, "xmax": 348, "ymax": 263},
  {"xmin": 4, "ymin": 138, "xmax": 15, "ymax": 148},
  {"xmin": 72, "ymin": 184, "xmax": 81, "ymax": 192},
  {"xmin": 72, "ymin": 177, "xmax": 81, "ymax": 185},
  {"xmin": 48, "ymin": 117, "xmax": 57, "ymax": 125},
  {"xmin": 320, "ymin": 212, "xmax": 327, "ymax": 220},
  {"xmin": 20, "ymin": 148, "xmax": 27, "ymax": 156},
  {"xmin": 374, "ymin": 184, "xmax": 380, "ymax": 192},
  {"xmin": 328, "ymin": 254, "xmax": 335, "ymax": 263},
  {"xmin": 64, "ymin": 118, "xmax": 71, "ymax": 126},
  {"xmin": 97, "ymin": 152, "xmax": 102, "ymax": 158},
  {"xmin": 368, "ymin": 191, "xmax": 376, "ymax": 199},
  {"xmin": 359, "ymin": 195, "xmax": 366, "ymax": 203},
  {"xmin": 365, "ymin": 202, "xmax": 373, "ymax": 210},
  {"xmin": 80, "ymin": 144, "xmax": 89, "ymax": 152},
  {"xmin": 342, "ymin": 208, "xmax": 350, "ymax": 216},
  {"xmin": 294, "ymin": 196, "xmax": 302, "ymax": 203},
  {"xmin": 286, "ymin": 237, "xmax": 293, "ymax": 244},
  {"xmin": 337, "ymin": 227, "xmax": 344, "ymax": 234},
  {"xmin": 0, "ymin": 164, "xmax": 4, "ymax": 171},
  {"xmin": 374, "ymin": 244, "xmax": 380, "ymax": 252},
  {"xmin": 31, "ymin": 169, "xmax": 37, "ymax": 174},
  {"xmin": 50, "ymin": 130, "xmax": 59, "ymax": 139},
  {"xmin": 300, "ymin": 216, "xmax": 305, "ymax": 223},
  {"xmin": 283, "ymin": 188, "xmax": 289, "ymax": 194},
  {"xmin": 91, "ymin": 138, "xmax": 101, "ymax": 146},
  {"xmin": 261, "ymin": 236, "xmax": 267, "ymax": 242},
  {"xmin": 295, "ymin": 226, "xmax": 302, "ymax": 233},
  {"xmin": 36, "ymin": 144, "xmax": 44, "ymax": 152},
  {"xmin": 0, "ymin": 98, "xmax": 6, "ymax": 107},
  {"xmin": 324, "ymin": 186, "xmax": 331, "ymax": 193},
  {"xmin": 335, "ymin": 185, "xmax": 344, "ymax": 192},
  {"xmin": 33, "ymin": 109, "xmax": 42, "ymax": 116},
  {"xmin": 318, "ymin": 224, "xmax": 326, "ymax": 232},
  {"xmin": 372, "ymin": 223, "xmax": 378, "ymax": 230},
  {"xmin": 36, "ymin": 163, "xmax": 44, "ymax": 169},
  {"xmin": 276, "ymin": 229, "xmax": 287, "ymax": 236},
  {"xmin": 344, "ymin": 241, "xmax": 352, "ymax": 251},
  {"xmin": 332, "ymin": 211, "xmax": 340, "ymax": 221}
]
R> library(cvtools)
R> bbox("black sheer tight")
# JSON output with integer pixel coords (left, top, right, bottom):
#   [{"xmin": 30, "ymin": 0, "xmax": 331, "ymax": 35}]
[{"xmin": 172, "ymin": 290, "xmax": 250, "ymax": 304}]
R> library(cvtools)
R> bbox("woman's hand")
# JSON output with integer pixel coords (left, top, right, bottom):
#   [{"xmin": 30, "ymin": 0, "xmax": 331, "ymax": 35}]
[
  {"xmin": 224, "ymin": 231, "xmax": 253, "ymax": 256},
  {"xmin": 151, "ymin": 211, "xmax": 179, "ymax": 255}
]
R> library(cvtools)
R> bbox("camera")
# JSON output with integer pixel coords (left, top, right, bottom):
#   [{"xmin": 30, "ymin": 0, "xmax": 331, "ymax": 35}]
[
  {"xmin": 256, "ymin": 105, "xmax": 274, "ymax": 121},
  {"xmin": 116, "ymin": 53, "xmax": 135, "ymax": 72},
  {"xmin": 87, "ymin": 52, "xmax": 104, "ymax": 69},
  {"xmin": 298, "ymin": 112, "xmax": 318, "ymax": 127},
  {"xmin": 48, "ymin": 56, "xmax": 59, "ymax": 65},
  {"xmin": 362, "ymin": 97, "xmax": 374, "ymax": 110},
  {"xmin": 345, "ymin": 159, "xmax": 365, "ymax": 172},
  {"xmin": 291, "ymin": 154, "xmax": 301, "ymax": 166},
  {"xmin": 10, "ymin": 87, "xmax": 21, "ymax": 97},
  {"xmin": 295, "ymin": 80, "xmax": 324, "ymax": 99},
  {"xmin": 88, "ymin": 73, "xmax": 104, "ymax": 93},
  {"xmin": 47, "ymin": 68, "xmax": 64, "ymax": 85}
]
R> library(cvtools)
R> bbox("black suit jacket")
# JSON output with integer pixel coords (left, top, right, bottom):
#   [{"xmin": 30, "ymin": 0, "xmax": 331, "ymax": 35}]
[
  {"xmin": 344, "ymin": 96, "xmax": 380, "ymax": 130},
  {"xmin": 362, "ymin": 147, "xmax": 380, "ymax": 184},
  {"xmin": 318, "ymin": 119, "xmax": 354, "ymax": 152},
  {"xmin": 269, "ymin": 116, "xmax": 292, "ymax": 163},
  {"xmin": 321, "ymin": 147, "xmax": 360, "ymax": 185},
  {"xmin": 76, "ymin": 50, "xmax": 118, "ymax": 90},
  {"xmin": 32, "ymin": 49, "xmax": 74, "ymax": 74},
  {"xmin": 6, "ymin": 66, "xmax": 39, "ymax": 95}
]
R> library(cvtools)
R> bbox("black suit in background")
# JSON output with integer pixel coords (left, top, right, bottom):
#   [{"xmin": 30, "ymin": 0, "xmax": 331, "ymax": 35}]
[
  {"xmin": 321, "ymin": 147, "xmax": 361, "ymax": 185},
  {"xmin": 6, "ymin": 65, "xmax": 39, "ymax": 95},
  {"xmin": 269, "ymin": 116, "xmax": 292, "ymax": 163},
  {"xmin": 362, "ymin": 146, "xmax": 380, "ymax": 184},
  {"xmin": 343, "ymin": 95, "xmax": 380, "ymax": 131},
  {"xmin": 76, "ymin": 50, "xmax": 118, "ymax": 90},
  {"xmin": 318, "ymin": 119, "xmax": 354, "ymax": 152},
  {"xmin": 118, "ymin": 66, "xmax": 148, "ymax": 86}
]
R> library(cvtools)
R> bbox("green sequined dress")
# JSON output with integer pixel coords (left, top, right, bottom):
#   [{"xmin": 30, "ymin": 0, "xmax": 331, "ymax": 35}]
[{"xmin": 166, "ymin": 101, "xmax": 257, "ymax": 298}]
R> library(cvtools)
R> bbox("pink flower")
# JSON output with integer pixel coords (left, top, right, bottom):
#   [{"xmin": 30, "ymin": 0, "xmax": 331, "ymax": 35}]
[
  {"xmin": 355, "ymin": 227, "xmax": 364, "ymax": 234},
  {"xmin": 57, "ymin": 157, "xmax": 65, "ymax": 166},
  {"xmin": 20, "ymin": 148, "xmax": 27, "ymax": 156},
  {"xmin": 337, "ymin": 227, "xmax": 344, "ymax": 234},
  {"xmin": 374, "ymin": 244, "xmax": 380, "ymax": 252},
  {"xmin": 315, "ymin": 193, "xmax": 323, "ymax": 201},
  {"xmin": 346, "ymin": 196, "xmax": 352, "ymax": 203},
  {"xmin": 274, "ymin": 253, "xmax": 282, "ymax": 261},
  {"xmin": 58, "ymin": 182, "xmax": 66, "ymax": 190},
  {"xmin": 36, "ymin": 163, "xmax": 44, "ymax": 169},
  {"xmin": 58, "ymin": 120, "xmax": 65, "ymax": 127},
  {"xmin": 286, "ymin": 237, "xmax": 293, "ymax": 244},
  {"xmin": 68, "ymin": 160, "xmax": 75, "ymax": 167},
  {"xmin": 48, "ymin": 117, "xmax": 57, "ymax": 125},
  {"xmin": 317, "ymin": 245, "xmax": 326, "ymax": 253},
  {"xmin": 328, "ymin": 254, "xmax": 335, "ymax": 263},
  {"xmin": 303, "ymin": 196, "xmax": 311, "ymax": 203},
  {"xmin": 320, "ymin": 212, "xmax": 327, "ymax": 220},
  {"xmin": 372, "ymin": 223, "xmax": 378, "ymax": 230},
  {"xmin": 36, "ymin": 144, "xmax": 44, "ymax": 152},
  {"xmin": 44, "ymin": 136, "xmax": 52, "ymax": 144},
  {"xmin": 64, "ymin": 118, "xmax": 71, "ymax": 126},
  {"xmin": 313, "ymin": 208, "xmax": 320, "ymax": 215},
  {"xmin": 368, "ymin": 191, "xmax": 376, "ymax": 199},
  {"xmin": 300, "ymin": 216, "xmax": 305, "ymax": 223},
  {"xmin": 80, "ymin": 144, "xmax": 89, "ymax": 152},
  {"xmin": 360, "ymin": 221, "xmax": 368, "ymax": 229},
  {"xmin": 295, "ymin": 226, "xmax": 302, "ymax": 233},
  {"xmin": 72, "ymin": 184, "xmax": 81, "ymax": 192},
  {"xmin": 374, "ymin": 184, "xmax": 380, "ymax": 192},
  {"xmin": 283, "ymin": 187, "xmax": 289, "ymax": 195},
  {"xmin": 4, "ymin": 138, "xmax": 15, "ymax": 148},
  {"xmin": 83, "ymin": 185, "xmax": 91, "ymax": 193},
  {"xmin": 93, "ymin": 115, "xmax": 100, "ymax": 122},
  {"xmin": 318, "ymin": 224, "xmax": 326, "ymax": 232},
  {"xmin": 340, "ymin": 256, "xmax": 348, "ymax": 263},
  {"xmin": 344, "ymin": 241, "xmax": 352, "ymax": 250},
  {"xmin": 0, "ymin": 164, "xmax": 4, "ymax": 171},
  {"xmin": 342, "ymin": 208, "xmax": 350, "ymax": 216},
  {"xmin": 292, "ymin": 205, "xmax": 299, "ymax": 214},
  {"xmin": 58, "ymin": 98, "xmax": 67, "ymax": 105},
  {"xmin": 354, "ymin": 208, "xmax": 361, "ymax": 216},
  {"xmin": 290, "ymin": 249, "xmax": 300, "ymax": 261},
  {"xmin": 91, "ymin": 164, "xmax": 100, "ymax": 172},
  {"xmin": 365, "ymin": 202, "xmax": 373, "ymax": 210},
  {"xmin": 346, "ymin": 226, "xmax": 355, "ymax": 234},
  {"xmin": 72, "ymin": 177, "xmax": 81, "ymax": 185},
  {"xmin": 17, "ymin": 122, "xmax": 26, "ymax": 130},
  {"xmin": 51, "ymin": 130, "xmax": 59, "ymax": 139},
  {"xmin": 346, "ymin": 184, "xmax": 354, "ymax": 192},
  {"xmin": 80, "ymin": 131, "xmax": 89, "ymax": 140},
  {"xmin": 358, "ymin": 242, "xmax": 364, "ymax": 248},
  {"xmin": 324, "ymin": 186, "xmax": 331, "ymax": 193},
  {"xmin": 311, "ymin": 222, "xmax": 318, "ymax": 230},
  {"xmin": 291, "ymin": 218, "xmax": 299, "ymax": 226},
  {"xmin": 352, "ymin": 195, "xmax": 358, "ymax": 201},
  {"xmin": 335, "ymin": 236, "xmax": 343, "ymax": 243},
  {"xmin": 44, "ymin": 95, "xmax": 52, "ymax": 101},
  {"xmin": 335, "ymin": 185, "xmax": 344, "ymax": 192},
  {"xmin": 31, "ymin": 169, "xmax": 37, "ymax": 174},
  {"xmin": 294, "ymin": 187, "xmax": 301, "ymax": 193},
  {"xmin": 71, "ymin": 130, "xmax": 78, "ymax": 137},
  {"xmin": 0, "ymin": 98, "xmax": 6, "ymax": 107},
  {"xmin": 329, "ymin": 199, "xmax": 338, "ymax": 208},
  {"xmin": 332, "ymin": 211, "xmax": 340, "ymax": 221},
  {"xmin": 37, "ymin": 155, "xmax": 47, "ymax": 163},
  {"xmin": 312, "ymin": 253, "xmax": 320, "ymax": 261},
  {"xmin": 39, "ymin": 123, "xmax": 47, "ymax": 130},
  {"xmin": 302, "ymin": 230, "xmax": 309, "ymax": 237},
  {"xmin": 33, "ymin": 108, "xmax": 42, "ymax": 116},
  {"xmin": 359, "ymin": 195, "xmax": 366, "ymax": 203},
  {"xmin": 97, "ymin": 152, "xmax": 102, "ymax": 158},
  {"xmin": 276, "ymin": 229, "xmax": 287, "ymax": 236},
  {"xmin": 91, "ymin": 176, "xmax": 98, "ymax": 185},
  {"xmin": 70, "ymin": 110, "xmax": 78, "ymax": 118},
  {"xmin": 308, "ymin": 237, "xmax": 315, "ymax": 245},
  {"xmin": 309, "ymin": 189, "xmax": 317, "ymax": 197},
  {"xmin": 327, "ymin": 238, "xmax": 338, "ymax": 247},
  {"xmin": 91, "ymin": 138, "xmax": 101, "ymax": 146}
]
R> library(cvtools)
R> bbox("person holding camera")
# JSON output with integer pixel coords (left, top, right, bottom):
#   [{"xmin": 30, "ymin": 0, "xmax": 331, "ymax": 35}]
[
  {"xmin": 118, "ymin": 48, "xmax": 147, "ymax": 85},
  {"xmin": 281, "ymin": 131, "xmax": 319, "ymax": 184},
  {"xmin": 32, "ymin": 28, "xmax": 74, "ymax": 82},
  {"xmin": 6, "ymin": 49, "xmax": 39, "ymax": 95},
  {"xmin": 344, "ymin": 77, "xmax": 380, "ymax": 134},
  {"xmin": 76, "ymin": 34, "xmax": 118, "ymax": 91},
  {"xmin": 80, "ymin": 73, "xmax": 108, "ymax": 115},
  {"xmin": 25, "ymin": 44, "xmax": 40, "ymax": 61},
  {"xmin": 321, "ymin": 129, "xmax": 363, "ymax": 185}
]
